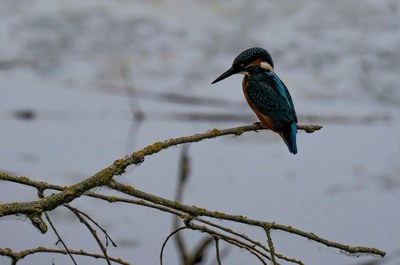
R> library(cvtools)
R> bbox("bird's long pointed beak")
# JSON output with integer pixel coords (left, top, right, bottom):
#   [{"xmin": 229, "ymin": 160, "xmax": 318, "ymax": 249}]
[{"xmin": 211, "ymin": 67, "xmax": 238, "ymax": 84}]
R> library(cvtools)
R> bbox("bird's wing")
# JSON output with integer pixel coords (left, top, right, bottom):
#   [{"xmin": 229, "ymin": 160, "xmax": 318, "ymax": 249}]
[{"xmin": 247, "ymin": 71, "xmax": 297, "ymax": 130}]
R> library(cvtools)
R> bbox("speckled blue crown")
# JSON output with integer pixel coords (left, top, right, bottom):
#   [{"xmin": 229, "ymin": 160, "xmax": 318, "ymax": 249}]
[{"xmin": 232, "ymin": 47, "xmax": 274, "ymax": 69}]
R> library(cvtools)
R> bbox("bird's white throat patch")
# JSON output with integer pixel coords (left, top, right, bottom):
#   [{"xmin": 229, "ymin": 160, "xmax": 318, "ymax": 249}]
[{"xmin": 260, "ymin": 61, "xmax": 274, "ymax": 71}]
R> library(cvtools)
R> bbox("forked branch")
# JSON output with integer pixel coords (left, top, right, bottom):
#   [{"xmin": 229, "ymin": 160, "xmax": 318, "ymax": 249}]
[
  {"xmin": 0, "ymin": 123, "xmax": 321, "ymax": 219},
  {"xmin": 0, "ymin": 123, "xmax": 387, "ymax": 265}
]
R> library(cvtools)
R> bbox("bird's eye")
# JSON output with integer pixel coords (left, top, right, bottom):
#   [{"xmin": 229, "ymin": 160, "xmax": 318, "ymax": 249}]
[{"xmin": 240, "ymin": 63, "xmax": 244, "ymax": 67}]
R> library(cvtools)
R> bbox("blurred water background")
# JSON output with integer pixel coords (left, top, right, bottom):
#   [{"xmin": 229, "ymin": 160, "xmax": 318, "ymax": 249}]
[{"xmin": 1, "ymin": 1, "xmax": 399, "ymax": 264}]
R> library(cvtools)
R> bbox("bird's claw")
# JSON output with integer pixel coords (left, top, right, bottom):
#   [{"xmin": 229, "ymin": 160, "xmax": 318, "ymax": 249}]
[{"xmin": 253, "ymin": 122, "xmax": 261, "ymax": 132}]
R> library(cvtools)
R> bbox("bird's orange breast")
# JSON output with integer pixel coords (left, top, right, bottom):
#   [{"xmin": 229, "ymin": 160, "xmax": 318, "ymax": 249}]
[{"xmin": 242, "ymin": 76, "xmax": 278, "ymax": 132}]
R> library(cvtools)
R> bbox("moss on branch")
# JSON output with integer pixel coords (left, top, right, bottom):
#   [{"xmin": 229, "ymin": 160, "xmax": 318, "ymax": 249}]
[{"xmin": 0, "ymin": 123, "xmax": 317, "ymax": 218}]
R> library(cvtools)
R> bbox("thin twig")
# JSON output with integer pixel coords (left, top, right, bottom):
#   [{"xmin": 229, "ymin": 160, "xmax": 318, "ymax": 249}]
[
  {"xmin": 160, "ymin": 227, "xmax": 188, "ymax": 265},
  {"xmin": 65, "ymin": 205, "xmax": 112, "ymax": 265},
  {"xmin": 185, "ymin": 219, "xmax": 270, "ymax": 265},
  {"xmin": 214, "ymin": 237, "xmax": 222, "ymax": 265},
  {"xmin": 44, "ymin": 212, "xmax": 78, "ymax": 265},
  {"xmin": 265, "ymin": 227, "xmax": 278, "ymax": 265},
  {"xmin": 64, "ymin": 205, "xmax": 117, "ymax": 247},
  {"xmin": 191, "ymin": 216, "xmax": 303, "ymax": 264}
]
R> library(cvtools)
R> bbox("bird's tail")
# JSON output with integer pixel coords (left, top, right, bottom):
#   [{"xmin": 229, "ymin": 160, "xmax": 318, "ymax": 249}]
[{"xmin": 279, "ymin": 123, "xmax": 298, "ymax": 154}]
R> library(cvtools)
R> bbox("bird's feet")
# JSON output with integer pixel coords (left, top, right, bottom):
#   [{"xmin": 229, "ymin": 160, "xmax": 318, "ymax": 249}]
[{"xmin": 253, "ymin": 122, "xmax": 262, "ymax": 132}]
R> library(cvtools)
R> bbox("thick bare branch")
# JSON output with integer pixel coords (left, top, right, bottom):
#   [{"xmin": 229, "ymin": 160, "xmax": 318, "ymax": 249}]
[
  {"xmin": 2, "ymin": 122, "xmax": 387, "ymax": 265},
  {"xmin": 0, "ymin": 123, "xmax": 321, "ymax": 219},
  {"xmin": 108, "ymin": 180, "xmax": 386, "ymax": 258},
  {"xmin": 0, "ymin": 247, "xmax": 129, "ymax": 265}
]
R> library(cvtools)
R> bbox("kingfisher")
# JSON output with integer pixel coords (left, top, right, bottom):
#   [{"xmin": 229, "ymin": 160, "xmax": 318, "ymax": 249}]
[{"xmin": 212, "ymin": 47, "xmax": 298, "ymax": 154}]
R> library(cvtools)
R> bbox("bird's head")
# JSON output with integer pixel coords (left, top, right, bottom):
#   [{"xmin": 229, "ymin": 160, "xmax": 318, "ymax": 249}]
[{"xmin": 212, "ymin": 47, "xmax": 274, "ymax": 84}]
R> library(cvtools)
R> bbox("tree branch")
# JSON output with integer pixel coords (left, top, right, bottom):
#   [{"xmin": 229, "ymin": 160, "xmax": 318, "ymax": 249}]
[
  {"xmin": 108, "ymin": 180, "xmax": 386, "ymax": 258},
  {"xmin": 2, "ymin": 122, "xmax": 386, "ymax": 265},
  {"xmin": 0, "ymin": 247, "xmax": 129, "ymax": 265},
  {"xmin": 0, "ymin": 123, "xmax": 321, "ymax": 219}
]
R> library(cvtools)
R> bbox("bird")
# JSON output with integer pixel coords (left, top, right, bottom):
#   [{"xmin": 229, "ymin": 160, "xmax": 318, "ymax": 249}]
[{"xmin": 211, "ymin": 47, "xmax": 298, "ymax": 154}]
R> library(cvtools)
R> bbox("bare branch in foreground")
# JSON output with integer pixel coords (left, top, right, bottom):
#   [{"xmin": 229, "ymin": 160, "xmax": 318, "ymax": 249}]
[
  {"xmin": 0, "ymin": 123, "xmax": 321, "ymax": 219},
  {"xmin": 0, "ymin": 123, "xmax": 388, "ymax": 264},
  {"xmin": 0, "ymin": 247, "xmax": 130, "ymax": 265},
  {"xmin": 108, "ymin": 180, "xmax": 386, "ymax": 259}
]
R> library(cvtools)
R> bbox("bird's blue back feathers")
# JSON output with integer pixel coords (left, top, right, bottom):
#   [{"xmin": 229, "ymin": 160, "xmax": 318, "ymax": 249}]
[
  {"xmin": 247, "ymin": 71, "xmax": 297, "ymax": 128},
  {"xmin": 246, "ymin": 70, "xmax": 298, "ymax": 154},
  {"xmin": 282, "ymin": 122, "xmax": 298, "ymax": 154}
]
